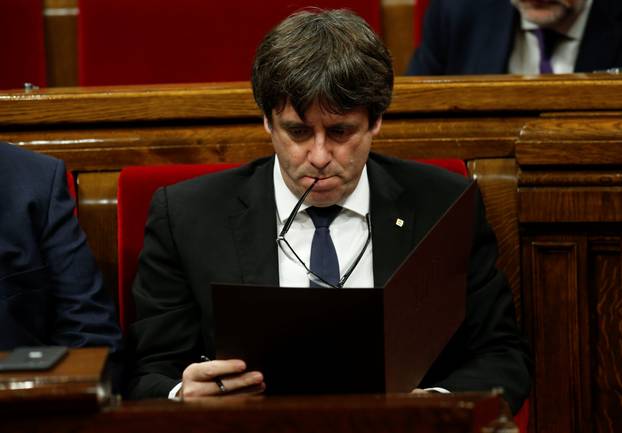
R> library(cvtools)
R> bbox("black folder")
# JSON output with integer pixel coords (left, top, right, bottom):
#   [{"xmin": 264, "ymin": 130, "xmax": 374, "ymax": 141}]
[{"xmin": 212, "ymin": 181, "xmax": 477, "ymax": 394}]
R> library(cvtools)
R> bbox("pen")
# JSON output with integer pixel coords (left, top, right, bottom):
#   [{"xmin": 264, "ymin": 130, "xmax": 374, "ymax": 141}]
[{"xmin": 200, "ymin": 355, "xmax": 227, "ymax": 393}]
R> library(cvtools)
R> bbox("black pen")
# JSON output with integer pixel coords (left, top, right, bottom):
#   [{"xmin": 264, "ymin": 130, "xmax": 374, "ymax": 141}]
[{"xmin": 200, "ymin": 355, "xmax": 227, "ymax": 393}]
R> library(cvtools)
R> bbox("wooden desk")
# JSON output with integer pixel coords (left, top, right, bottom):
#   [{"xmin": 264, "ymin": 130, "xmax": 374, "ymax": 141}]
[
  {"xmin": 2, "ymin": 392, "xmax": 508, "ymax": 433},
  {"xmin": 1, "ymin": 74, "xmax": 622, "ymax": 433},
  {"xmin": 0, "ymin": 348, "xmax": 110, "ymax": 413}
]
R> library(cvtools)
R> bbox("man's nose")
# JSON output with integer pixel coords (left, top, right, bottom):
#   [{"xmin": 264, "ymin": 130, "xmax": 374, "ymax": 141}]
[{"xmin": 307, "ymin": 133, "xmax": 331, "ymax": 169}]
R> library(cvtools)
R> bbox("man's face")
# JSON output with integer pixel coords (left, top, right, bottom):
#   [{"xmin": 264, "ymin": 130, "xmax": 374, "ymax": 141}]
[
  {"xmin": 266, "ymin": 100, "xmax": 381, "ymax": 208},
  {"xmin": 511, "ymin": 0, "xmax": 586, "ymax": 29}
]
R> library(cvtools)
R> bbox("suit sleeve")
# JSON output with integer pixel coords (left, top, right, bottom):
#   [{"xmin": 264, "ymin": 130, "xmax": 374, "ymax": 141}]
[
  {"xmin": 419, "ymin": 190, "xmax": 531, "ymax": 414},
  {"xmin": 406, "ymin": 0, "xmax": 448, "ymax": 75},
  {"xmin": 127, "ymin": 187, "xmax": 203, "ymax": 399},
  {"xmin": 43, "ymin": 160, "xmax": 122, "ymax": 353}
]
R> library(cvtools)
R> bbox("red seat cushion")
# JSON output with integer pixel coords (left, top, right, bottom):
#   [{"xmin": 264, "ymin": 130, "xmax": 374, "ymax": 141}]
[
  {"xmin": 0, "ymin": 0, "xmax": 46, "ymax": 89},
  {"xmin": 117, "ymin": 163, "xmax": 240, "ymax": 332},
  {"xmin": 78, "ymin": 0, "xmax": 381, "ymax": 86},
  {"xmin": 417, "ymin": 158, "xmax": 468, "ymax": 177},
  {"xmin": 413, "ymin": 0, "xmax": 430, "ymax": 48}
]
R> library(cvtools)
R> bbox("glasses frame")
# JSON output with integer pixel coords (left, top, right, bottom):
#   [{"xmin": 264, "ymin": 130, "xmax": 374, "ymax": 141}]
[{"xmin": 276, "ymin": 178, "xmax": 372, "ymax": 289}]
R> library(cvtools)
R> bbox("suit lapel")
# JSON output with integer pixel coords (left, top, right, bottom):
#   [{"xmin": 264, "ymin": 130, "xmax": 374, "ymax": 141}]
[
  {"xmin": 228, "ymin": 157, "xmax": 279, "ymax": 286},
  {"xmin": 475, "ymin": 0, "xmax": 517, "ymax": 73},
  {"xmin": 368, "ymin": 158, "xmax": 415, "ymax": 288},
  {"xmin": 575, "ymin": 0, "xmax": 622, "ymax": 72}
]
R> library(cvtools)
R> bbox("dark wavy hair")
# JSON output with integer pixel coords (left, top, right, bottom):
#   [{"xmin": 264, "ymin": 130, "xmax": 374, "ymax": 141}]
[{"xmin": 252, "ymin": 9, "xmax": 393, "ymax": 128}]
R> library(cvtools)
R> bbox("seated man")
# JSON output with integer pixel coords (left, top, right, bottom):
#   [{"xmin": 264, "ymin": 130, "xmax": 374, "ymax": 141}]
[
  {"xmin": 128, "ymin": 9, "xmax": 531, "ymax": 413},
  {"xmin": 0, "ymin": 142, "xmax": 121, "ymax": 356},
  {"xmin": 407, "ymin": 0, "xmax": 622, "ymax": 75}
]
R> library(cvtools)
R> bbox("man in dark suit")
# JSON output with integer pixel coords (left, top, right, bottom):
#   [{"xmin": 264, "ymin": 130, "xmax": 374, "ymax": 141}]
[
  {"xmin": 407, "ymin": 0, "xmax": 622, "ymax": 75},
  {"xmin": 129, "ymin": 9, "xmax": 530, "ymax": 413},
  {"xmin": 0, "ymin": 142, "xmax": 121, "ymax": 354}
]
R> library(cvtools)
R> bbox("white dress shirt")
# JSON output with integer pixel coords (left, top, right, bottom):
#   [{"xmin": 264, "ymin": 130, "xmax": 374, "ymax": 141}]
[
  {"xmin": 274, "ymin": 155, "xmax": 374, "ymax": 288},
  {"xmin": 509, "ymin": 0, "xmax": 593, "ymax": 74}
]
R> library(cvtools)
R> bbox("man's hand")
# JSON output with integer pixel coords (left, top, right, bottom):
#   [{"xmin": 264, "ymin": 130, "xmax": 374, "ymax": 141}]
[{"xmin": 180, "ymin": 359, "xmax": 265, "ymax": 399}]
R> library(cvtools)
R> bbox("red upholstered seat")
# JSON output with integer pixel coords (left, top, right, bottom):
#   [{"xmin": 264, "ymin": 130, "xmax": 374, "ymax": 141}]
[
  {"xmin": 117, "ymin": 163, "xmax": 240, "ymax": 332},
  {"xmin": 413, "ymin": 0, "xmax": 430, "ymax": 48},
  {"xmin": 66, "ymin": 171, "xmax": 76, "ymax": 201},
  {"xmin": 514, "ymin": 401, "xmax": 529, "ymax": 433},
  {"xmin": 417, "ymin": 158, "xmax": 467, "ymax": 177},
  {"xmin": 78, "ymin": 0, "xmax": 381, "ymax": 86},
  {"xmin": 0, "ymin": 0, "xmax": 47, "ymax": 89},
  {"xmin": 66, "ymin": 171, "xmax": 78, "ymax": 217}
]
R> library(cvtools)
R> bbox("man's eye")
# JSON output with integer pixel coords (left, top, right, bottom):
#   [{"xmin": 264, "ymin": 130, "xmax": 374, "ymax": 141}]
[
  {"xmin": 329, "ymin": 127, "xmax": 349, "ymax": 140},
  {"xmin": 288, "ymin": 128, "xmax": 311, "ymax": 140}
]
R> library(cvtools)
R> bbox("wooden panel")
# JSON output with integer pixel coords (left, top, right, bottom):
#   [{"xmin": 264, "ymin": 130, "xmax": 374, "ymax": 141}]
[
  {"xmin": 381, "ymin": 1, "xmax": 414, "ymax": 75},
  {"xmin": 468, "ymin": 158, "xmax": 522, "ymax": 324},
  {"xmin": 520, "ymin": 170, "xmax": 622, "ymax": 187},
  {"xmin": 3, "ymin": 76, "xmax": 622, "ymax": 126},
  {"xmin": 516, "ymin": 117, "xmax": 622, "ymax": 166},
  {"xmin": 523, "ymin": 239, "xmax": 584, "ymax": 433},
  {"xmin": 518, "ymin": 187, "xmax": 622, "ymax": 223},
  {"xmin": 389, "ymin": 75, "xmax": 622, "ymax": 114},
  {"xmin": 0, "ymin": 117, "xmax": 523, "ymax": 171},
  {"xmin": 589, "ymin": 239, "xmax": 622, "ymax": 433},
  {"xmin": 77, "ymin": 172, "xmax": 120, "ymax": 306},
  {"xmin": 1, "ymin": 393, "xmax": 505, "ymax": 433},
  {"xmin": 44, "ymin": 0, "xmax": 78, "ymax": 87},
  {"xmin": 1, "ymin": 124, "xmax": 272, "ymax": 170}
]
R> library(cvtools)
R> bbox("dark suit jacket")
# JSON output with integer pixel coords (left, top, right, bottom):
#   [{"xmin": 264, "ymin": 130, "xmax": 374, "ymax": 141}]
[
  {"xmin": 406, "ymin": 0, "xmax": 622, "ymax": 75},
  {"xmin": 128, "ymin": 153, "xmax": 530, "ymax": 413},
  {"xmin": 0, "ymin": 142, "xmax": 122, "ymax": 353}
]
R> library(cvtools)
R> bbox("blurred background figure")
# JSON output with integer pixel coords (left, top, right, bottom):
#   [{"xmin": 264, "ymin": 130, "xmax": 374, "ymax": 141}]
[
  {"xmin": 0, "ymin": 142, "xmax": 122, "ymax": 357},
  {"xmin": 406, "ymin": 0, "xmax": 622, "ymax": 75}
]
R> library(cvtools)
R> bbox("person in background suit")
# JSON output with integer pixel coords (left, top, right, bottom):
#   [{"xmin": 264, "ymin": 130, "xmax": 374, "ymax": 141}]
[
  {"xmin": 128, "ymin": 9, "xmax": 530, "ymax": 413},
  {"xmin": 406, "ymin": 0, "xmax": 622, "ymax": 75},
  {"xmin": 0, "ymin": 142, "xmax": 122, "ymax": 358}
]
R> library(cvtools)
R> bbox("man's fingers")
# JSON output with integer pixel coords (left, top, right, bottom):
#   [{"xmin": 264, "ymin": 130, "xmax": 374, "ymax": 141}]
[
  {"xmin": 182, "ymin": 371, "xmax": 264, "ymax": 398},
  {"xmin": 183, "ymin": 359, "xmax": 246, "ymax": 382},
  {"xmin": 181, "ymin": 359, "xmax": 264, "ymax": 398},
  {"xmin": 220, "ymin": 371, "xmax": 264, "ymax": 393}
]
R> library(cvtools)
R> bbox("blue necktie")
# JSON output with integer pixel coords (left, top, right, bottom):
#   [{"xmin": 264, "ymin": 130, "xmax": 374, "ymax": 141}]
[{"xmin": 307, "ymin": 205, "xmax": 341, "ymax": 288}]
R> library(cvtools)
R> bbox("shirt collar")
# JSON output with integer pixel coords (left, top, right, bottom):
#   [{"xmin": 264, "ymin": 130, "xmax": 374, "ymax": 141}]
[
  {"xmin": 519, "ymin": 0, "xmax": 593, "ymax": 41},
  {"xmin": 273, "ymin": 154, "xmax": 370, "ymax": 224}
]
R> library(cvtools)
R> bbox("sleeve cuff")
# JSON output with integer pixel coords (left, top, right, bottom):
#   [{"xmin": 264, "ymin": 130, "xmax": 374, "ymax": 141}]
[
  {"xmin": 423, "ymin": 387, "xmax": 450, "ymax": 393},
  {"xmin": 168, "ymin": 381, "xmax": 183, "ymax": 400}
]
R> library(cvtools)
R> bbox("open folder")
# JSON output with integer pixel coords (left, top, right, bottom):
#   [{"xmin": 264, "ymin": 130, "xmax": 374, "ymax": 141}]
[{"xmin": 212, "ymin": 181, "xmax": 477, "ymax": 394}]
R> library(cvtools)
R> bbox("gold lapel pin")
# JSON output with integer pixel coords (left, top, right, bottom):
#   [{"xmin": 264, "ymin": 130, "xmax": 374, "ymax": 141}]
[{"xmin": 395, "ymin": 218, "xmax": 404, "ymax": 227}]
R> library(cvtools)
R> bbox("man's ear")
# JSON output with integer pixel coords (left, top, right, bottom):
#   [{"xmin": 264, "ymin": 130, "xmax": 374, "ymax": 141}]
[
  {"xmin": 263, "ymin": 115, "xmax": 272, "ymax": 134},
  {"xmin": 370, "ymin": 116, "xmax": 382, "ymax": 136}
]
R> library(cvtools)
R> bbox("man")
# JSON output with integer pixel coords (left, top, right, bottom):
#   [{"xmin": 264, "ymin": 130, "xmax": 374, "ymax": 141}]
[
  {"xmin": 128, "ymin": 9, "xmax": 530, "ymax": 413},
  {"xmin": 0, "ymin": 142, "xmax": 122, "ymax": 354},
  {"xmin": 406, "ymin": 0, "xmax": 622, "ymax": 75}
]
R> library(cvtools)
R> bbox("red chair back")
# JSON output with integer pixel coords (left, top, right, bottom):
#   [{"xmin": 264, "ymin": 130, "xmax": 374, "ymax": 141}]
[
  {"xmin": 78, "ymin": 0, "xmax": 381, "ymax": 86},
  {"xmin": 413, "ymin": 0, "xmax": 430, "ymax": 48},
  {"xmin": 0, "ymin": 0, "xmax": 47, "ymax": 89},
  {"xmin": 66, "ymin": 171, "xmax": 78, "ymax": 217},
  {"xmin": 514, "ymin": 401, "xmax": 529, "ymax": 433},
  {"xmin": 417, "ymin": 158, "xmax": 467, "ymax": 177},
  {"xmin": 117, "ymin": 163, "xmax": 240, "ymax": 332}
]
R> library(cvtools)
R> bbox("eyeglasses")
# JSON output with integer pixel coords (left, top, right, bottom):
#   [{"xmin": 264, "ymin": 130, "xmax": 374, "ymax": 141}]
[{"xmin": 276, "ymin": 178, "xmax": 372, "ymax": 288}]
